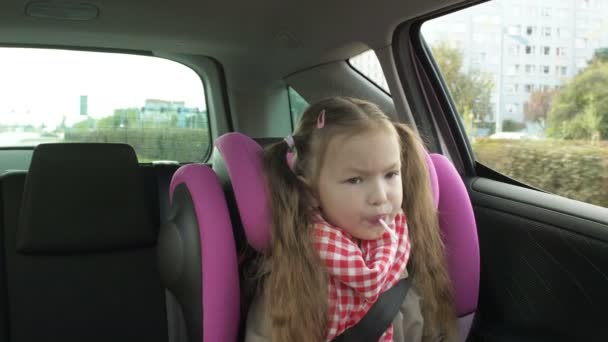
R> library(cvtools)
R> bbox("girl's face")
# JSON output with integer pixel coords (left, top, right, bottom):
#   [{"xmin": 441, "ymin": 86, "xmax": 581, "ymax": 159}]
[{"xmin": 315, "ymin": 125, "xmax": 403, "ymax": 240}]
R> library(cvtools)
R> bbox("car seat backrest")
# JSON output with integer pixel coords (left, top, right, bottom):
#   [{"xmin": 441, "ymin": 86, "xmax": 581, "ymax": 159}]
[
  {"xmin": 429, "ymin": 154, "xmax": 480, "ymax": 341},
  {"xmin": 158, "ymin": 163, "xmax": 240, "ymax": 342},
  {"xmin": 3, "ymin": 143, "xmax": 168, "ymax": 342},
  {"xmin": 214, "ymin": 133, "xmax": 479, "ymax": 341},
  {"xmin": 213, "ymin": 133, "xmax": 271, "ymax": 252}
]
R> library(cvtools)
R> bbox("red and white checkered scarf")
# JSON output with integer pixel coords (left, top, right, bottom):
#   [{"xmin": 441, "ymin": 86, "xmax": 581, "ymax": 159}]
[{"xmin": 314, "ymin": 210, "xmax": 411, "ymax": 342}]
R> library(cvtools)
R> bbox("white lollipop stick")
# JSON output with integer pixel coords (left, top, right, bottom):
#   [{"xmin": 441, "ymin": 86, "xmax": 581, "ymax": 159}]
[{"xmin": 379, "ymin": 218, "xmax": 397, "ymax": 242}]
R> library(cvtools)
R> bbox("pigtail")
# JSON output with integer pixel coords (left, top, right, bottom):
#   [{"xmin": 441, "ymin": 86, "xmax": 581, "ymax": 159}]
[
  {"xmin": 394, "ymin": 123, "xmax": 457, "ymax": 341},
  {"xmin": 261, "ymin": 140, "xmax": 328, "ymax": 342}
]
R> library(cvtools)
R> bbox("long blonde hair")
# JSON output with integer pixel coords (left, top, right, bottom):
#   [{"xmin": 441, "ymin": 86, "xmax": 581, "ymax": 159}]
[{"xmin": 261, "ymin": 97, "xmax": 456, "ymax": 341}]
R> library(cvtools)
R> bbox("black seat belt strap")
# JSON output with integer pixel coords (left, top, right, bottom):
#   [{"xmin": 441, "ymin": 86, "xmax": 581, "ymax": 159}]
[{"xmin": 332, "ymin": 276, "xmax": 412, "ymax": 342}]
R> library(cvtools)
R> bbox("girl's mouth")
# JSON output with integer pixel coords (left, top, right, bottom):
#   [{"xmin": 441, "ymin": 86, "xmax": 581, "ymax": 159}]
[{"xmin": 367, "ymin": 214, "xmax": 388, "ymax": 225}]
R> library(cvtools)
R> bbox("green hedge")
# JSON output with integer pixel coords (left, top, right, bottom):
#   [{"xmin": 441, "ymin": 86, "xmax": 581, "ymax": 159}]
[
  {"xmin": 472, "ymin": 138, "xmax": 608, "ymax": 208},
  {"xmin": 65, "ymin": 128, "xmax": 210, "ymax": 162}
]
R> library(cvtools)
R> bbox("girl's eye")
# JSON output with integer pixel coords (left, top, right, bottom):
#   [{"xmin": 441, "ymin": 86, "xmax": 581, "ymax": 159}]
[
  {"xmin": 346, "ymin": 177, "xmax": 362, "ymax": 184},
  {"xmin": 386, "ymin": 171, "xmax": 400, "ymax": 179}
]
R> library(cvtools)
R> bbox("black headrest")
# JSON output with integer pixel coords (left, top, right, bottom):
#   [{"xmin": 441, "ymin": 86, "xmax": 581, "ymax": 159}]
[{"xmin": 17, "ymin": 143, "xmax": 156, "ymax": 254}]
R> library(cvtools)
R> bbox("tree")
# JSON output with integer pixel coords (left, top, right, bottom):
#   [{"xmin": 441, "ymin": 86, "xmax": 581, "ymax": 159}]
[
  {"xmin": 431, "ymin": 42, "xmax": 494, "ymax": 123},
  {"xmin": 551, "ymin": 95, "xmax": 602, "ymax": 142},
  {"xmin": 70, "ymin": 108, "xmax": 143, "ymax": 131},
  {"xmin": 97, "ymin": 114, "xmax": 121, "ymax": 129},
  {"xmin": 591, "ymin": 48, "xmax": 608, "ymax": 64},
  {"xmin": 71, "ymin": 118, "xmax": 95, "ymax": 131},
  {"xmin": 546, "ymin": 60, "xmax": 608, "ymax": 140},
  {"xmin": 54, "ymin": 115, "xmax": 67, "ymax": 133},
  {"xmin": 92, "ymin": 108, "xmax": 142, "ymax": 129},
  {"xmin": 524, "ymin": 89, "xmax": 557, "ymax": 129},
  {"xmin": 502, "ymin": 119, "xmax": 526, "ymax": 132},
  {"xmin": 113, "ymin": 108, "xmax": 141, "ymax": 128}
]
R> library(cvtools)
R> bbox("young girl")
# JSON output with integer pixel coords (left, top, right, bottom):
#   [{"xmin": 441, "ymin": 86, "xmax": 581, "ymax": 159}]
[{"xmin": 245, "ymin": 97, "xmax": 456, "ymax": 342}]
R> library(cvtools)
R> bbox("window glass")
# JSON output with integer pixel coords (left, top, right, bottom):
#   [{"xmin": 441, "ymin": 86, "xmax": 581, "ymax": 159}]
[
  {"xmin": 288, "ymin": 87, "xmax": 309, "ymax": 127},
  {"xmin": 421, "ymin": 0, "xmax": 608, "ymax": 208},
  {"xmin": 0, "ymin": 48, "xmax": 209, "ymax": 163},
  {"xmin": 349, "ymin": 50, "xmax": 390, "ymax": 93}
]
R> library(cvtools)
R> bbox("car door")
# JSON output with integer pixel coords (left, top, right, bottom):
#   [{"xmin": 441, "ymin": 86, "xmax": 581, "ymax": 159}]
[{"xmin": 392, "ymin": 1, "xmax": 608, "ymax": 340}]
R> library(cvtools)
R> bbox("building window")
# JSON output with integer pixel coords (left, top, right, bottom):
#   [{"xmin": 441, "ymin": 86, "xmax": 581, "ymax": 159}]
[
  {"xmin": 509, "ymin": 44, "xmax": 521, "ymax": 55},
  {"xmin": 507, "ymin": 83, "xmax": 520, "ymax": 94},
  {"xmin": 543, "ymin": 65, "xmax": 550, "ymax": 74},
  {"xmin": 542, "ymin": 27, "xmax": 552, "ymax": 37},
  {"xmin": 555, "ymin": 66, "xmax": 568, "ymax": 76},
  {"xmin": 576, "ymin": 38, "xmax": 587, "ymax": 49},
  {"xmin": 526, "ymin": 26, "xmax": 535, "ymax": 36},
  {"xmin": 541, "ymin": 8, "xmax": 551, "ymax": 17},
  {"xmin": 509, "ymin": 25, "xmax": 522, "ymax": 35},
  {"xmin": 479, "ymin": 52, "xmax": 487, "ymax": 62},
  {"xmin": 506, "ymin": 103, "xmax": 518, "ymax": 113},
  {"xmin": 507, "ymin": 84, "xmax": 515, "ymax": 94},
  {"xmin": 507, "ymin": 64, "xmax": 521, "ymax": 75},
  {"xmin": 543, "ymin": 46, "xmax": 551, "ymax": 55},
  {"xmin": 525, "ymin": 45, "xmax": 536, "ymax": 55},
  {"xmin": 556, "ymin": 27, "xmax": 568, "ymax": 37}
]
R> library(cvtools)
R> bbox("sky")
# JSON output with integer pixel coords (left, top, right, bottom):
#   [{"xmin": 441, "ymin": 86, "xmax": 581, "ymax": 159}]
[{"xmin": 0, "ymin": 47, "xmax": 207, "ymax": 128}]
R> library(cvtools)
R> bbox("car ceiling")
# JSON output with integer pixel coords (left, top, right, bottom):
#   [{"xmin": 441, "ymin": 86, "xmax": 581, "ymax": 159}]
[{"xmin": 0, "ymin": 0, "xmax": 465, "ymax": 85}]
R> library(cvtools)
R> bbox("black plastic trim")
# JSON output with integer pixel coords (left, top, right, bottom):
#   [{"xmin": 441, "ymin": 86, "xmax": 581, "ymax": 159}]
[{"xmin": 469, "ymin": 177, "xmax": 608, "ymax": 241}]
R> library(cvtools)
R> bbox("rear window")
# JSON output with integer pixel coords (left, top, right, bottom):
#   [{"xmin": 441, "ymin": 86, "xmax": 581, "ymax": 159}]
[
  {"xmin": 349, "ymin": 50, "xmax": 390, "ymax": 93},
  {"xmin": 0, "ymin": 48, "xmax": 209, "ymax": 163},
  {"xmin": 288, "ymin": 86, "xmax": 309, "ymax": 127}
]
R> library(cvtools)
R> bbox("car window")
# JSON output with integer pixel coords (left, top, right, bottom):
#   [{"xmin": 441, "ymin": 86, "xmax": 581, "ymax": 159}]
[
  {"xmin": 288, "ymin": 86, "xmax": 309, "ymax": 127},
  {"xmin": 421, "ymin": 0, "xmax": 608, "ymax": 208},
  {"xmin": 349, "ymin": 50, "xmax": 390, "ymax": 93},
  {"xmin": 0, "ymin": 47, "xmax": 209, "ymax": 164}
]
